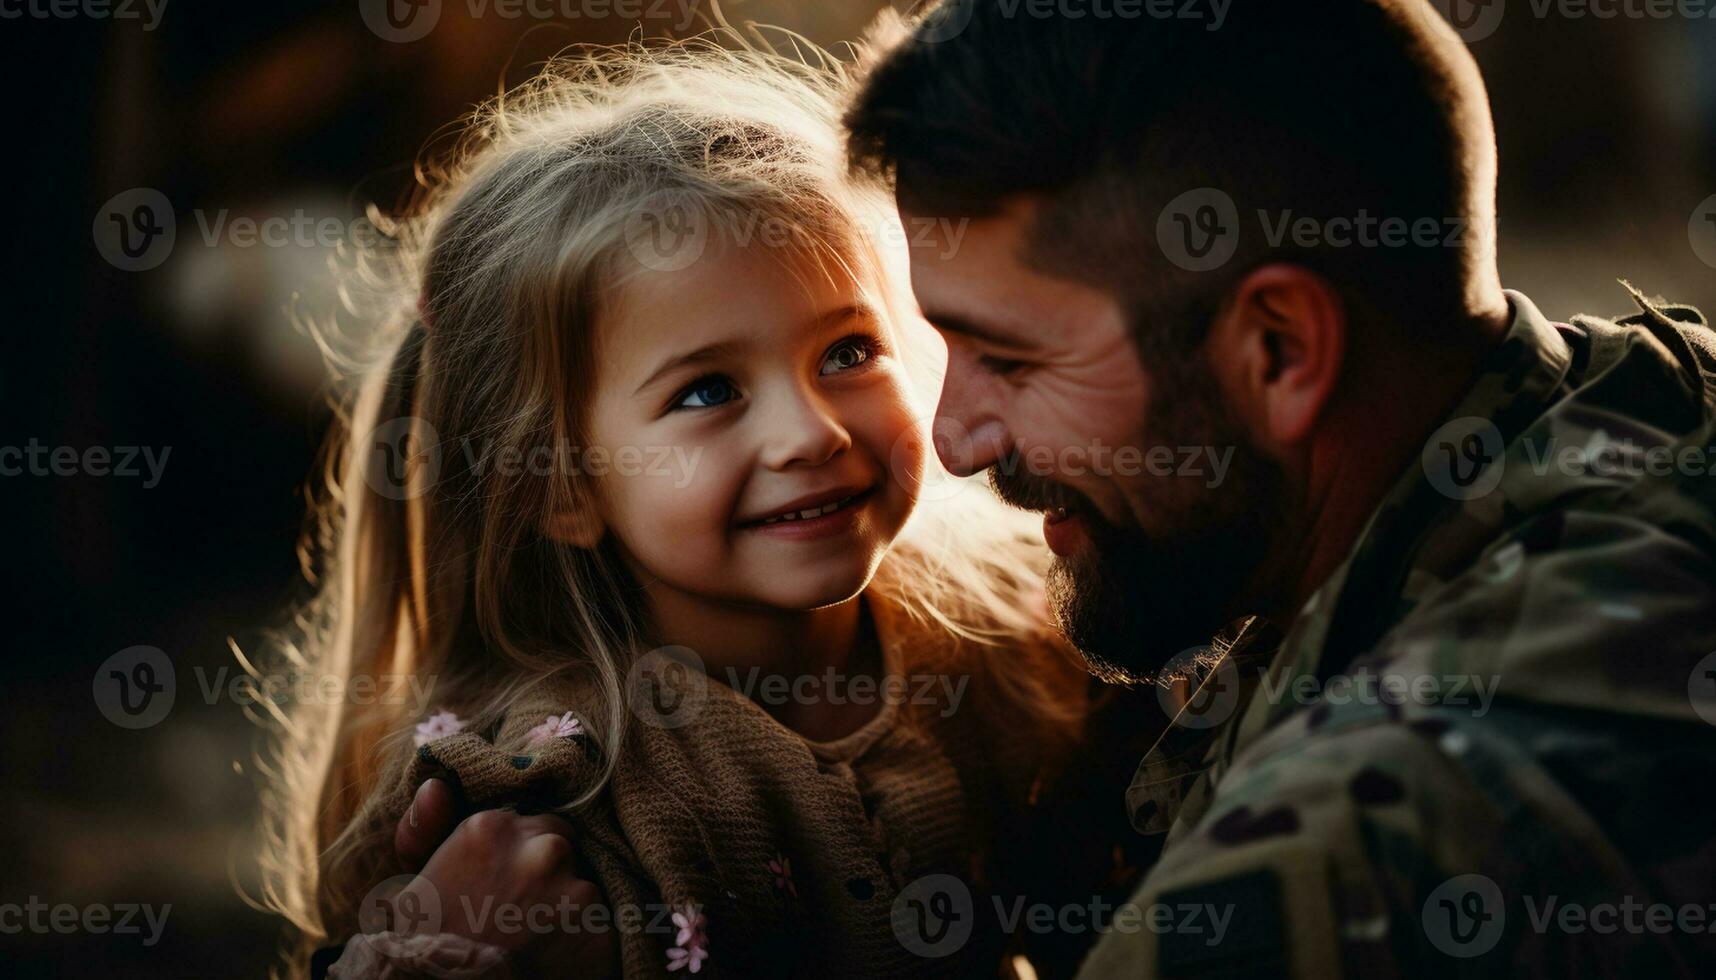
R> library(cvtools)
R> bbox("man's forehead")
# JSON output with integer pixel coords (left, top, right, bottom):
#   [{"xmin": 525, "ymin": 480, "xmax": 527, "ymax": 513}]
[
  {"xmin": 899, "ymin": 195, "xmax": 1037, "ymax": 261},
  {"xmin": 902, "ymin": 198, "xmax": 1126, "ymax": 351},
  {"xmin": 901, "ymin": 200, "xmax": 1040, "ymax": 338}
]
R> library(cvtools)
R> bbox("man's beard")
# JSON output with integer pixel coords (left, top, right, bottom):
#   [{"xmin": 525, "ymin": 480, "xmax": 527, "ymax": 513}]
[{"xmin": 991, "ymin": 365, "xmax": 1291, "ymax": 686}]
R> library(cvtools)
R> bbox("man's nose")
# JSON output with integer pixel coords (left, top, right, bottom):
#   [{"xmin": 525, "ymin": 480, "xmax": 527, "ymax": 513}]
[
  {"xmin": 932, "ymin": 377, "xmax": 1007, "ymax": 477},
  {"xmin": 931, "ymin": 416, "xmax": 1008, "ymax": 477},
  {"xmin": 759, "ymin": 387, "xmax": 852, "ymax": 470}
]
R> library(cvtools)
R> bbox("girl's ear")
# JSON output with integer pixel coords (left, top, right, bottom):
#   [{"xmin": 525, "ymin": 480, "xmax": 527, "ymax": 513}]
[{"xmin": 543, "ymin": 505, "xmax": 607, "ymax": 549}]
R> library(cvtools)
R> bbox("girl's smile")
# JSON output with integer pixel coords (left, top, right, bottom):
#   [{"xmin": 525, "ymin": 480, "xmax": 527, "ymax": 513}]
[{"xmin": 737, "ymin": 484, "xmax": 878, "ymax": 539}]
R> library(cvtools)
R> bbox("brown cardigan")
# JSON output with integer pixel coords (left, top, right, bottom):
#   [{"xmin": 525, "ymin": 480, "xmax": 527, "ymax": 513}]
[{"xmin": 350, "ymin": 591, "xmax": 1143, "ymax": 979}]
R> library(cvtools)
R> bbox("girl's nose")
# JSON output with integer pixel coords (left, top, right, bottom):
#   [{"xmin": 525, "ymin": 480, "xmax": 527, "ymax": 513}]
[{"xmin": 758, "ymin": 386, "xmax": 852, "ymax": 470}]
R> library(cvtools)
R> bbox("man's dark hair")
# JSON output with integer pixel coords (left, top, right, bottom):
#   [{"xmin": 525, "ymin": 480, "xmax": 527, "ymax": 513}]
[{"xmin": 847, "ymin": 0, "xmax": 1500, "ymax": 353}]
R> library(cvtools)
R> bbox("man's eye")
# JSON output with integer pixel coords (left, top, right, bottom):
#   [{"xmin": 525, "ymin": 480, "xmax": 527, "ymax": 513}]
[
  {"xmin": 977, "ymin": 353, "xmax": 1027, "ymax": 376},
  {"xmin": 673, "ymin": 376, "xmax": 739, "ymax": 410},
  {"xmin": 820, "ymin": 336, "xmax": 877, "ymax": 376}
]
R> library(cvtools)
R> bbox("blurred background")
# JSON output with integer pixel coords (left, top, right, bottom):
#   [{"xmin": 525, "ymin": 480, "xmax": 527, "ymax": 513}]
[{"xmin": 3, "ymin": 1, "xmax": 1712, "ymax": 976}]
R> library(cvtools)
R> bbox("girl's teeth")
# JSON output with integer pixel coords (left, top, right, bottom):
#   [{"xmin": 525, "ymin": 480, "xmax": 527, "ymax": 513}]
[{"xmin": 760, "ymin": 495, "xmax": 854, "ymax": 525}]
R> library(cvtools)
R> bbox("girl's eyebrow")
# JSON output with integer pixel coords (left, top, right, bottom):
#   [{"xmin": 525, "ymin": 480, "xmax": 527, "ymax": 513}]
[
  {"xmin": 810, "ymin": 303, "xmax": 876, "ymax": 333},
  {"xmin": 631, "ymin": 303, "xmax": 878, "ymax": 397},
  {"xmin": 634, "ymin": 340, "xmax": 744, "ymax": 397}
]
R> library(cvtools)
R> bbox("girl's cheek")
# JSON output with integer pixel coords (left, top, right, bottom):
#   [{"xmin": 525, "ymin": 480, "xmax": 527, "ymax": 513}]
[
  {"xmin": 883, "ymin": 375, "xmax": 927, "ymax": 474},
  {"xmin": 593, "ymin": 442, "xmax": 700, "ymax": 535},
  {"xmin": 860, "ymin": 384, "xmax": 927, "ymax": 510},
  {"xmin": 623, "ymin": 450, "xmax": 723, "ymax": 529}
]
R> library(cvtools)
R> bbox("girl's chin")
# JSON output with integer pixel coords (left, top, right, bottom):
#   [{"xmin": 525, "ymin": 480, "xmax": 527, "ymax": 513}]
[
  {"xmin": 635, "ymin": 546, "xmax": 883, "ymax": 612},
  {"xmin": 742, "ymin": 555, "xmax": 880, "ymax": 611},
  {"xmin": 762, "ymin": 571, "xmax": 873, "ymax": 611}
]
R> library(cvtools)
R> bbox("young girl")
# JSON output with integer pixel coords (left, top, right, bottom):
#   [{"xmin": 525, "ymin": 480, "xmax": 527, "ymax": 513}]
[{"xmin": 262, "ymin": 36, "xmax": 1148, "ymax": 980}]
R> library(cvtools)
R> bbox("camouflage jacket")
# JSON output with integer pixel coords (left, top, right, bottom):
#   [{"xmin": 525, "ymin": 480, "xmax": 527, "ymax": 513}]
[{"xmin": 1076, "ymin": 288, "xmax": 1716, "ymax": 979}]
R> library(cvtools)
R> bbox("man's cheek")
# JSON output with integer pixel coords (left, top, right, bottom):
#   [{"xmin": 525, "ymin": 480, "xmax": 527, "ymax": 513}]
[{"xmin": 1006, "ymin": 390, "xmax": 1106, "ymax": 480}]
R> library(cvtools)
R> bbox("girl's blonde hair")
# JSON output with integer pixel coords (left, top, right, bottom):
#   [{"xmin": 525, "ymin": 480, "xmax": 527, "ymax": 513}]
[{"xmin": 257, "ymin": 31, "xmax": 1084, "ymax": 974}]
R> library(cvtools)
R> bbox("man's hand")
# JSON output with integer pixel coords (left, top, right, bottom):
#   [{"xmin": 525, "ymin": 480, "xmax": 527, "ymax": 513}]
[{"xmin": 390, "ymin": 778, "xmax": 619, "ymax": 978}]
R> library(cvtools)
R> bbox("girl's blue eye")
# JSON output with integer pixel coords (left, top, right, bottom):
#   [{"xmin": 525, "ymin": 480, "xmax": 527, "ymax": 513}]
[
  {"xmin": 674, "ymin": 376, "xmax": 738, "ymax": 410},
  {"xmin": 820, "ymin": 337, "xmax": 876, "ymax": 376}
]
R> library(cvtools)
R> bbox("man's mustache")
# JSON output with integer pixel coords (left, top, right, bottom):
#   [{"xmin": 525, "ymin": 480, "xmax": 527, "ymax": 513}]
[{"xmin": 987, "ymin": 461, "xmax": 1099, "ymax": 520}]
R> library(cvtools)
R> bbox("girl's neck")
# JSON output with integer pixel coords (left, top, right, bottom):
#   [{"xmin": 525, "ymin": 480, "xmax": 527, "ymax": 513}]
[
  {"xmin": 647, "ymin": 586, "xmax": 863, "ymax": 675},
  {"xmin": 642, "ymin": 584, "xmax": 883, "ymax": 741}
]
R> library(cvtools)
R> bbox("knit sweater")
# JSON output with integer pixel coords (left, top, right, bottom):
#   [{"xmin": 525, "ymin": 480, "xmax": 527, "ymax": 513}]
[{"xmin": 344, "ymin": 590, "xmax": 1152, "ymax": 979}]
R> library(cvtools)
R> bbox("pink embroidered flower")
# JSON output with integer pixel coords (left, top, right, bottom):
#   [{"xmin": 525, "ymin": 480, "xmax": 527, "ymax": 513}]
[
  {"xmin": 413, "ymin": 709, "xmax": 465, "ymax": 747},
  {"xmin": 671, "ymin": 905, "xmax": 703, "ymax": 947},
  {"xmin": 665, "ymin": 943, "xmax": 707, "ymax": 974},
  {"xmin": 666, "ymin": 904, "xmax": 707, "ymax": 973},
  {"xmin": 767, "ymin": 856, "xmax": 796, "ymax": 897},
  {"xmin": 526, "ymin": 710, "xmax": 585, "ymax": 746}
]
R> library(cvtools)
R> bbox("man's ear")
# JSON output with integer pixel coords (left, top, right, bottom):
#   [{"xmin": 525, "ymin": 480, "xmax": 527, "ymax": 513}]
[
  {"xmin": 1207, "ymin": 264, "xmax": 1346, "ymax": 451},
  {"xmin": 543, "ymin": 501, "xmax": 606, "ymax": 549}
]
